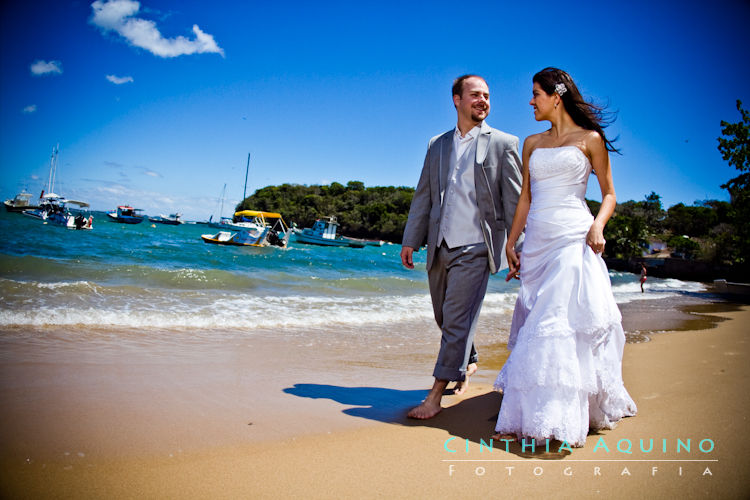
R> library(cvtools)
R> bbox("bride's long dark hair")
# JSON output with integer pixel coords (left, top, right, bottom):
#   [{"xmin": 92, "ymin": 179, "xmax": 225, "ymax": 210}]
[{"xmin": 533, "ymin": 67, "xmax": 620, "ymax": 154}]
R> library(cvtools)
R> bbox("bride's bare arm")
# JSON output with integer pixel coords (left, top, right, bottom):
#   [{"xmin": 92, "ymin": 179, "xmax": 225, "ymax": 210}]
[{"xmin": 586, "ymin": 132, "xmax": 616, "ymax": 254}]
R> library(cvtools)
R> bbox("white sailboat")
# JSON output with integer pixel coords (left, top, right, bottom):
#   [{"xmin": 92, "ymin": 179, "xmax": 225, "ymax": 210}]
[
  {"xmin": 23, "ymin": 145, "xmax": 92, "ymax": 229},
  {"xmin": 208, "ymin": 154, "xmax": 264, "ymax": 232},
  {"xmin": 208, "ymin": 183, "xmax": 232, "ymax": 228}
]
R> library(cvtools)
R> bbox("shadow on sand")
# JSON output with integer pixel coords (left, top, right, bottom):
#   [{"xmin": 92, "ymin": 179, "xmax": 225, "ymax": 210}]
[{"xmin": 282, "ymin": 383, "xmax": 571, "ymax": 459}]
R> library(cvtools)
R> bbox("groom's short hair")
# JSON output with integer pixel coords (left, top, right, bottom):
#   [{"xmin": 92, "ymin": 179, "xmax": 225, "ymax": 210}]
[{"xmin": 452, "ymin": 74, "xmax": 486, "ymax": 98}]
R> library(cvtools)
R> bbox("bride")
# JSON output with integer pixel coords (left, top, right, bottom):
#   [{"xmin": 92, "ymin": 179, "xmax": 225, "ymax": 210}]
[{"xmin": 493, "ymin": 68, "xmax": 637, "ymax": 446}]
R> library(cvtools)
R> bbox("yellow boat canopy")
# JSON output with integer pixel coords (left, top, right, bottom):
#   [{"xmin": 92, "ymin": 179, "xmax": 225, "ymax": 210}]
[{"xmin": 234, "ymin": 210, "xmax": 283, "ymax": 219}]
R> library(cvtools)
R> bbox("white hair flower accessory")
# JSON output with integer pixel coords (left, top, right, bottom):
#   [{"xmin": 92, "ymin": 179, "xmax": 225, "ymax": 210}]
[{"xmin": 555, "ymin": 83, "xmax": 567, "ymax": 97}]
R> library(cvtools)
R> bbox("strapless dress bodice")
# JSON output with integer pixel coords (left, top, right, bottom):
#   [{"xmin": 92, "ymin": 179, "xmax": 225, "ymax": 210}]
[{"xmin": 529, "ymin": 146, "xmax": 592, "ymax": 213}]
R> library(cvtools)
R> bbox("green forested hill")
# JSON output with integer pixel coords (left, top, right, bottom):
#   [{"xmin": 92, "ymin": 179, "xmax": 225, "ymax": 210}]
[
  {"xmin": 238, "ymin": 181, "xmax": 415, "ymax": 243},
  {"xmin": 241, "ymin": 181, "xmax": 743, "ymax": 271}
]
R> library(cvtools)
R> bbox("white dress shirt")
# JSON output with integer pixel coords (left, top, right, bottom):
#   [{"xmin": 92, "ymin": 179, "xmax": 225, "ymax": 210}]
[{"xmin": 437, "ymin": 125, "xmax": 485, "ymax": 248}]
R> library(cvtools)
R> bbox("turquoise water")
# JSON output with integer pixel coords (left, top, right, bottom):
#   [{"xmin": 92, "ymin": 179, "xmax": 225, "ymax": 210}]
[{"xmin": 0, "ymin": 210, "xmax": 704, "ymax": 333}]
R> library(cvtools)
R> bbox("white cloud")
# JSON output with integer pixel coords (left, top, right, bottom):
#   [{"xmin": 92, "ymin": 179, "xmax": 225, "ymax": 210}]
[
  {"xmin": 22, "ymin": 105, "xmax": 37, "ymax": 114},
  {"xmin": 106, "ymin": 74, "xmax": 134, "ymax": 84},
  {"xmin": 97, "ymin": 183, "xmax": 131, "ymax": 196},
  {"xmin": 100, "ymin": 160, "xmax": 163, "ymax": 180},
  {"xmin": 30, "ymin": 60, "xmax": 63, "ymax": 76},
  {"xmin": 90, "ymin": 0, "xmax": 224, "ymax": 58}
]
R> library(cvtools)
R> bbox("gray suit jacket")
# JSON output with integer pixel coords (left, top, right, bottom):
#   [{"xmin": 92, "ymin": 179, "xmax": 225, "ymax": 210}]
[{"xmin": 402, "ymin": 121, "xmax": 523, "ymax": 274}]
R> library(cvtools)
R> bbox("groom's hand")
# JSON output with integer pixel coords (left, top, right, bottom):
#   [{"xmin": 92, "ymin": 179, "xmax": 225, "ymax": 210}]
[{"xmin": 400, "ymin": 246, "xmax": 415, "ymax": 269}]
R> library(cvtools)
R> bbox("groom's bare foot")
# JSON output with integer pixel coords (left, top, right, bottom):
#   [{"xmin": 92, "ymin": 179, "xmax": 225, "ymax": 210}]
[
  {"xmin": 408, "ymin": 379, "xmax": 448, "ymax": 419},
  {"xmin": 407, "ymin": 400, "xmax": 442, "ymax": 419},
  {"xmin": 453, "ymin": 363, "xmax": 477, "ymax": 395}
]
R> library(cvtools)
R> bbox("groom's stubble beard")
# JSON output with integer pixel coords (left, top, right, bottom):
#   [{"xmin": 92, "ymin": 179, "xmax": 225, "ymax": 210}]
[{"xmin": 471, "ymin": 107, "xmax": 488, "ymax": 123}]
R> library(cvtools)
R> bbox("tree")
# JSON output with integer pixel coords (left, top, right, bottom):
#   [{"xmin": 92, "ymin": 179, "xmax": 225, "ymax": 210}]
[
  {"xmin": 643, "ymin": 191, "xmax": 663, "ymax": 212},
  {"xmin": 603, "ymin": 214, "xmax": 648, "ymax": 259},
  {"xmin": 695, "ymin": 199, "xmax": 732, "ymax": 224},
  {"xmin": 613, "ymin": 192, "xmax": 665, "ymax": 232},
  {"xmin": 641, "ymin": 191, "xmax": 665, "ymax": 229},
  {"xmin": 238, "ymin": 182, "xmax": 415, "ymax": 242},
  {"xmin": 667, "ymin": 235, "xmax": 700, "ymax": 260},
  {"xmin": 665, "ymin": 203, "xmax": 717, "ymax": 237},
  {"xmin": 718, "ymin": 100, "xmax": 750, "ymax": 178},
  {"xmin": 717, "ymin": 100, "xmax": 750, "ymax": 264},
  {"xmin": 346, "ymin": 180, "xmax": 365, "ymax": 191}
]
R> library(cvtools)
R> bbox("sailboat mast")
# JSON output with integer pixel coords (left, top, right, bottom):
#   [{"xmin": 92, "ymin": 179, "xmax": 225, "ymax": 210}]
[
  {"xmin": 242, "ymin": 153, "xmax": 250, "ymax": 201},
  {"xmin": 47, "ymin": 144, "xmax": 59, "ymax": 194},
  {"xmin": 219, "ymin": 183, "xmax": 226, "ymax": 218}
]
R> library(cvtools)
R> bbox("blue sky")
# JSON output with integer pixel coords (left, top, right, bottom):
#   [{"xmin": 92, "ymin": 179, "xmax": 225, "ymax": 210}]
[{"xmin": 1, "ymin": 0, "xmax": 749, "ymax": 221}]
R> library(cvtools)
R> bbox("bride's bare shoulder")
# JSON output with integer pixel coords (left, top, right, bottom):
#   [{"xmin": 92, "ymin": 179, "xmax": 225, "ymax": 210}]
[
  {"xmin": 523, "ymin": 132, "xmax": 546, "ymax": 153},
  {"xmin": 582, "ymin": 130, "xmax": 606, "ymax": 151}
]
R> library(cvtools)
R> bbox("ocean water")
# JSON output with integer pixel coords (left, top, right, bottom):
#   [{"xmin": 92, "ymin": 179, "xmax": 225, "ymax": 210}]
[{"xmin": 0, "ymin": 210, "xmax": 705, "ymax": 336}]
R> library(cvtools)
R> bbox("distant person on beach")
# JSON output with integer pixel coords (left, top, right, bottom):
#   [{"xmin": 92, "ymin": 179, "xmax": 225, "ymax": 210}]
[
  {"xmin": 400, "ymin": 75, "xmax": 523, "ymax": 419},
  {"xmin": 640, "ymin": 263, "xmax": 647, "ymax": 293},
  {"xmin": 492, "ymin": 68, "xmax": 636, "ymax": 446}
]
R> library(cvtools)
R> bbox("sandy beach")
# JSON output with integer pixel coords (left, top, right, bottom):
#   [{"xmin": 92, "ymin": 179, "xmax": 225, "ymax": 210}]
[{"xmin": 1, "ymin": 299, "xmax": 749, "ymax": 499}]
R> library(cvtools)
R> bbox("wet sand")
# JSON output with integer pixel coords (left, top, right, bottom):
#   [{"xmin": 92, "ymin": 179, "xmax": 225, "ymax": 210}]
[{"xmin": 1, "ymin": 299, "xmax": 748, "ymax": 498}]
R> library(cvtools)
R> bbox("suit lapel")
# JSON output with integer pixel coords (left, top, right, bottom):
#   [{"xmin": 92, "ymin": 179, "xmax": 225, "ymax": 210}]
[
  {"xmin": 475, "ymin": 121, "xmax": 491, "ymax": 166},
  {"xmin": 474, "ymin": 122, "xmax": 492, "ymax": 221}
]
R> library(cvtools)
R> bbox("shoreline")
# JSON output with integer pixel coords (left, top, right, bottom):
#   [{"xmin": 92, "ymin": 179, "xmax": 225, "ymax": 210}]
[
  {"xmin": 618, "ymin": 294, "xmax": 743, "ymax": 341},
  {"xmin": 605, "ymin": 256, "xmax": 750, "ymax": 284},
  {"xmin": 1, "ymin": 296, "xmax": 749, "ymax": 497}
]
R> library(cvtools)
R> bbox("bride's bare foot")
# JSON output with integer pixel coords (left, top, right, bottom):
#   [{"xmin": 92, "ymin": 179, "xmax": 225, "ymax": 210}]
[
  {"xmin": 452, "ymin": 382, "xmax": 467, "ymax": 395},
  {"xmin": 453, "ymin": 363, "xmax": 477, "ymax": 395},
  {"xmin": 491, "ymin": 433, "xmax": 517, "ymax": 442},
  {"xmin": 407, "ymin": 400, "xmax": 442, "ymax": 419}
]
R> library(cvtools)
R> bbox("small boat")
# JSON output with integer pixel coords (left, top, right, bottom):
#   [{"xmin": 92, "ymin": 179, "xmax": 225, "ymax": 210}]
[
  {"xmin": 4, "ymin": 190, "xmax": 39, "ymax": 212},
  {"xmin": 21, "ymin": 145, "xmax": 92, "ymax": 229},
  {"xmin": 201, "ymin": 229, "xmax": 270, "ymax": 247},
  {"xmin": 107, "ymin": 205, "xmax": 145, "ymax": 224},
  {"xmin": 292, "ymin": 216, "xmax": 365, "ymax": 248},
  {"xmin": 347, "ymin": 237, "xmax": 385, "ymax": 247},
  {"xmin": 149, "ymin": 213, "xmax": 184, "ymax": 225},
  {"xmin": 23, "ymin": 194, "xmax": 92, "ymax": 229},
  {"xmin": 208, "ymin": 215, "xmax": 260, "ymax": 231},
  {"xmin": 201, "ymin": 210, "xmax": 291, "ymax": 248}
]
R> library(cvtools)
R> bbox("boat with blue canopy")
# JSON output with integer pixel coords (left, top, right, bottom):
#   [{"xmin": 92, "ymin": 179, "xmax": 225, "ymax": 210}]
[{"xmin": 292, "ymin": 216, "xmax": 365, "ymax": 248}]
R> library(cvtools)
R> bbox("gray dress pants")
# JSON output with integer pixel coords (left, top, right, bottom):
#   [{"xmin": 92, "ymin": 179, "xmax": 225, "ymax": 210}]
[{"xmin": 428, "ymin": 242, "xmax": 490, "ymax": 382}]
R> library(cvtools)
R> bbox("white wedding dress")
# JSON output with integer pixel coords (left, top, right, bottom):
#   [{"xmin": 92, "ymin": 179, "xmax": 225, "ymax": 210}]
[{"xmin": 494, "ymin": 146, "xmax": 637, "ymax": 447}]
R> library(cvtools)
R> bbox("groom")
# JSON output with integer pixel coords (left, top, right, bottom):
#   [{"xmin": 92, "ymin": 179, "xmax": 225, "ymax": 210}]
[{"xmin": 400, "ymin": 75, "xmax": 523, "ymax": 419}]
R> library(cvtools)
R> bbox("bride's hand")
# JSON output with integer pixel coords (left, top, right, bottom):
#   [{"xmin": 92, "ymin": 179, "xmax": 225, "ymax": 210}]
[
  {"xmin": 505, "ymin": 243, "xmax": 521, "ymax": 282},
  {"xmin": 586, "ymin": 222, "xmax": 606, "ymax": 254}
]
